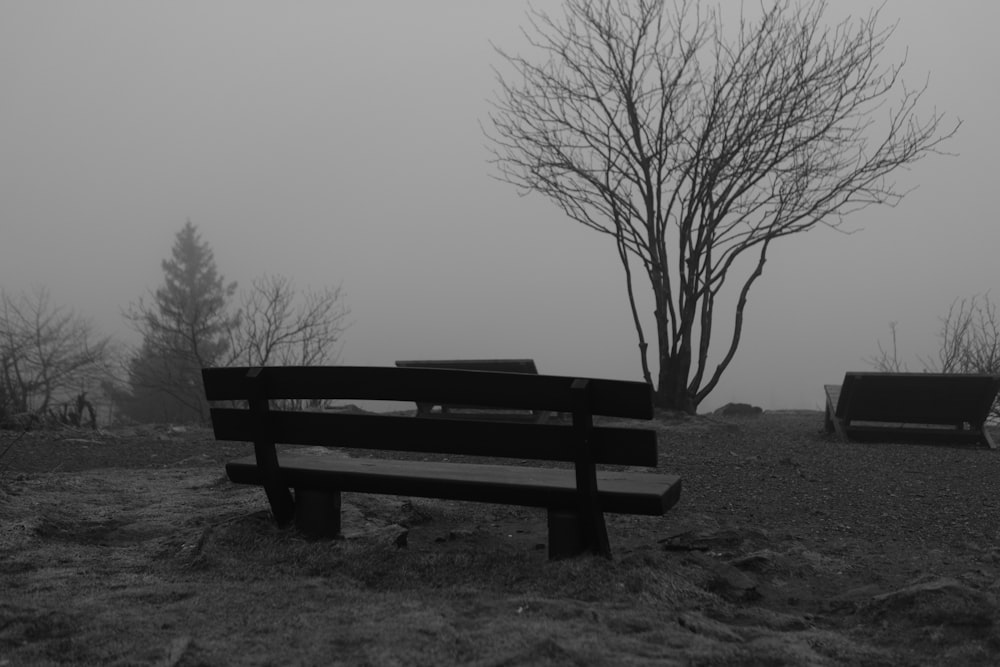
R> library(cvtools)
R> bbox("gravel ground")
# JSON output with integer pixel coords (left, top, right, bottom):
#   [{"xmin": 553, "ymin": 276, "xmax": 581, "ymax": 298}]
[
  {"xmin": 651, "ymin": 411, "xmax": 1000, "ymax": 588},
  {"xmin": 3, "ymin": 411, "xmax": 997, "ymax": 569}
]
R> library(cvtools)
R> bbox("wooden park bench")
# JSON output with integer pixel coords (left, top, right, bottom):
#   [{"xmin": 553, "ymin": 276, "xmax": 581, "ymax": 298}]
[
  {"xmin": 394, "ymin": 358, "xmax": 547, "ymax": 421},
  {"xmin": 824, "ymin": 372, "xmax": 1000, "ymax": 449},
  {"xmin": 201, "ymin": 365, "xmax": 682, "ymax": 559}
]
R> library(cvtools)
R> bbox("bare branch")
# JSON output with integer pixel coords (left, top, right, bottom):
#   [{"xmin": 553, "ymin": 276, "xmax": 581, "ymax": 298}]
[
  {"xmin": 866, "ymin": 321, "xmax": 909, "ymax": 373},
  {"xmin": 228, "ymin": 274, "xmax": 350, "ymax": 369}
]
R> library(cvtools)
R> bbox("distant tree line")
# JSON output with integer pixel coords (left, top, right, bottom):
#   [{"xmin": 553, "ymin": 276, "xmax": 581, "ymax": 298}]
[
  {"xmin": 2, "ymin": 221, "xmax": 349, "ymax": 428},
  {"xmin": 108, "ymin": 221, "xmax": 350, "ymax": 424}
]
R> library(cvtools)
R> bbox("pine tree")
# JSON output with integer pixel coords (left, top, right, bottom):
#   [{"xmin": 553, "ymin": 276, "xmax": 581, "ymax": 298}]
[{"xmin": 123, "ymin": 221, "xmax": 238, "ymax": 423}]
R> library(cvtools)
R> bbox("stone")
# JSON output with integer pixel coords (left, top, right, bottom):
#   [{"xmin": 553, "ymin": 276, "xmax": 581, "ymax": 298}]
[
  {"xmin": 713, "ymin": 402, "xmax": 763, "ymax": 417},
  {"xmin": 864, "ymin": 577, "xmax": 998, "ymax": 628}
]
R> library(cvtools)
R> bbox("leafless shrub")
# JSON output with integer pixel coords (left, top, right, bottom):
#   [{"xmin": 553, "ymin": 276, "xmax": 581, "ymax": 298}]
[
  {"xmin": 225, "ymin": 275, "xmax": 350, "ymax": 411},
  {"xmin": 868, "ymin": 321, "xmax": 908, "ymax": 373},
  {"xmin": 227, "ymin": 274, "xmax": 349, "ymax": 368},
  {"xmin": 0, "ymin": 287, "xmax": 111, "ymax": 428}
]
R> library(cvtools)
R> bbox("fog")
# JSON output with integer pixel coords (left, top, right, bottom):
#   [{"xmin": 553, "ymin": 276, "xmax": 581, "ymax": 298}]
[{"xmin": 2, "ymin": 1, "xmax": 996, "ymax": 413}]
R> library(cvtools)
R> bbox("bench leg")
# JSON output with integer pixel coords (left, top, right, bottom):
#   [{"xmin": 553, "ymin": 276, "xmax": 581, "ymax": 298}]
[
  {"xmin": 547, "ymin": 509, "xmax": 586, "ymax": 560},
  {"xmin": 825, "ymin": 407, "xmax": 849, "ymax": 442},
  {"xmin": 980, "ymin": 427, "xmax": 997, "ymax": 450},
  {"xmin": 293, "ymin": 488, "xmax": 342, "ymax": 539},
  {"xmin": 823, "ymin": 385, "xmax": 850, "ymax": 442}
]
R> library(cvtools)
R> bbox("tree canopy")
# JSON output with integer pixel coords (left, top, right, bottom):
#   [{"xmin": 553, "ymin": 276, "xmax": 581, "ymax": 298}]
[{"xmin": 487, "ymin": 0, "xmax": 958, "ymax": 412}]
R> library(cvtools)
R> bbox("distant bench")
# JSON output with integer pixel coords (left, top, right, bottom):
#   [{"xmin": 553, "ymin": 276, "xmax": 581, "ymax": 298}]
[
  {"xmin": 824, "ymin": 372, "xmax": 1000, "ymax": 449},
  {"xmin": 202, "ymin": 365, "xmax": 682, "ymax": 559},
  {"xmin": 394, "ymin": 358, "xmax": 546, "ymax": 421}
]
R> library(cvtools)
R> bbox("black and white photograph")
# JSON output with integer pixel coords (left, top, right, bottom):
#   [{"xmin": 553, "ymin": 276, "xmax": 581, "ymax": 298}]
[{"xmin": 2, "ymin": 2, "xmax": 998, "ymax": 664}]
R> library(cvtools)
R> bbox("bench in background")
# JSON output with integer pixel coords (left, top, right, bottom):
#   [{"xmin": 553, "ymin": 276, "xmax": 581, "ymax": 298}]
[
  {"xmin": 394, "ymin": 358, "xmax": 546, "ymax": 421},
  {"xmin": 824, "ymin": 372, "xmax": 999, "ymax": 449},
  {"xmin": 202, "ymin": 365, "xmax": 682, "ymax": 559}
]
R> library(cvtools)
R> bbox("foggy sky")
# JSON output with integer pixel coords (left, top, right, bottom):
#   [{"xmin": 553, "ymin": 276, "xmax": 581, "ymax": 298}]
[{"xmin": 2, "ymin": 1, "xmax": 997, "ymax": 413}]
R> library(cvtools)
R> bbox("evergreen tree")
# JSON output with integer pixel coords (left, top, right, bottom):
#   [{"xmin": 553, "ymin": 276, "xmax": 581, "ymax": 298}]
[{"xmin": 123, "ymin": 221, "xmax": 238, "ymax": 423}]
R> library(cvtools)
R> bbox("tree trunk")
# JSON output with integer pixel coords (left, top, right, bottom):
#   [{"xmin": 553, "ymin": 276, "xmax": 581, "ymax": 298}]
[{"xmin": 655, "ymin": 351, "xmax": 698, "ymax": 414}]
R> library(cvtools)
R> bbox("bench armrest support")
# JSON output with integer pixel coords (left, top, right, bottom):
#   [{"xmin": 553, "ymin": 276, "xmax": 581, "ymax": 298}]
[
  {"xmin": 571, "ymin": 378, "xmax": 610, "ymax": 558},
  {"xmin": 248, "ymin": 367, "xmax": 296, "ymax": 526}
]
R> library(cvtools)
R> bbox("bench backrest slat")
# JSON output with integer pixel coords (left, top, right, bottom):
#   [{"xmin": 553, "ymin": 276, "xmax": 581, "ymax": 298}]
[
  {"xmin": 202, "ymin": 366, "xmax": 654, "ymax": 420},
  {"xmin": 837, "ymin": 372, "xmax": 1000, "ymax": 425},
  {"xmin": 209, "ymin": 408, "xmax": 658, "ymax": 467}
]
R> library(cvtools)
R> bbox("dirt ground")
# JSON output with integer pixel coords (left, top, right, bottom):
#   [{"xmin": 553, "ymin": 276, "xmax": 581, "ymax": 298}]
[{"xmin": 1, "ymin": 412, "xmax": 998, "ymax": 666}]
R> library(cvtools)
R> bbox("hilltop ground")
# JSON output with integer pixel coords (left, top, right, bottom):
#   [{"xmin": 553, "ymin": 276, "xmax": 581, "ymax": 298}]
[{"xmin": 1, "ymin": 411, "xmax": 998, "ymax": 665}]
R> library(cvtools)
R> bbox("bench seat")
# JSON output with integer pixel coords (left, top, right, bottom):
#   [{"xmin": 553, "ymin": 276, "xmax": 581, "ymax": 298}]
[{"xmin": 227, "ymin": 453, "xmax": 681, "ymax": 516}]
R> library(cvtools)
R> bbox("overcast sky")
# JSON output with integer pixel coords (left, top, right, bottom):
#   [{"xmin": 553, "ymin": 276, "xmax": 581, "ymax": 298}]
[{"xmin": 1, "ymin": 1, "xmax": 996, "ymax": 412}]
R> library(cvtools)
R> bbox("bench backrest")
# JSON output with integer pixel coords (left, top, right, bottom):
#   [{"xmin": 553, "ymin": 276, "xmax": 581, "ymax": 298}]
[
  {"xmin": 836, "ymin": 372, "xmax": 1000, "ymax": 426},
  {"xmin": 395, "ymin": 358, "xmax": 539, "ymax": 374},
  {"xmin": 202, "ymin": 366, "xmax": 659, "ymax": 467}
]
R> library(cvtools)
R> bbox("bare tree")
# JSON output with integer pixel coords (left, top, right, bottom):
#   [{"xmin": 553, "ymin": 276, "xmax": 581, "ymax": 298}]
[
  {"xmin": 929, "ymin": 296, "xmax": 1000, "ymax": 378},
  {"xmin": 0, "ymin": 287, "xmax": 110, "ymax": 427},
  {"xmin": 486, "ymin": 0, "xmax": 958, "ymax": 412},
  {"xmin": 221, "ymin": 275, "xmax": 349, "ymax": 411},
  {"xmin": 227, "ymin": 274, "xmax": 350, "ymax": 368}
]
